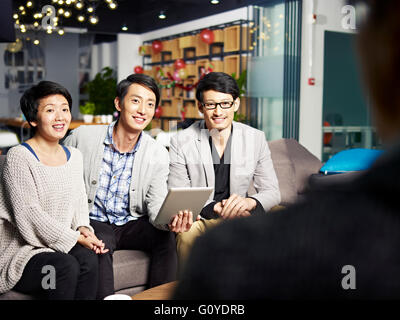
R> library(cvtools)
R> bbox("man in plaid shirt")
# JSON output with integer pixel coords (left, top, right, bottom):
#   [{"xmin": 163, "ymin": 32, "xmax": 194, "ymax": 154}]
[{"xmin": 64, "ymin": 74, "xmax": 194, "ymax": 299}]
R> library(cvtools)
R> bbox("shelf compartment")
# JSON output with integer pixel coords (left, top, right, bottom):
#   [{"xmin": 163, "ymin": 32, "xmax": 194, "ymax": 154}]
[
  {"xmin": 179, "ymin": 35, "xmax": 196, "ymax": 49},
  {"xmin": 143, "ymin": 68, "xmax": 154, "ymax": 78},
  {"xmin": 196, "ymin": 59, "xmax": 210, "ymax": 78},
  {"xmin": 223, "ymin": 25, "xmax": 248, "ymax": 52},
  {"xmin": 151, "ymin": 119, "xmax": 161, "ymax": 129},
  {"xmin": 183, "ymin": 100, "xmax": 201, "ymax": 119},
  {"xmin": 161, "ymin": 98, "xmax": 182, "ymax": 118},
  {"xmin": 210, "ymin": 59, "xmax": 224, "ymax": 72},
  {"xmin": 161, "ymin": 86, "xmax": 174, "ymax": 100},
  {"xmin": 151, "ymin": 52, "xmax": 161, "ymax": 63},
  {"xmin": 223, "ymin": 55, "xmax": 247, "ymax": 77},
  {"xmin": 139, "ymin": 45, "xmax": 152, "ymax": 56},
  {"xmin": 196, "ymin": 34, "xmax": 209, "ymax": 56},
  {"xmin": 165, "ymin": 39, "xmax": 182, "ymax": 60},
  {"xmin": 185, "ymin": 63, "xmax": 197, "ymax": 78},
  {"xmin": 213, "ymin": 29, "xmax": 224, "ymax": 43}
]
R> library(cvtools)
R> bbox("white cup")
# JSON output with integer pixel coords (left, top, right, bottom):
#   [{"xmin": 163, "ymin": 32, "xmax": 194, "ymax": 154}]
[{"xmin": 103, "ymin": 294, "xmax": 132, "ymax": 300}]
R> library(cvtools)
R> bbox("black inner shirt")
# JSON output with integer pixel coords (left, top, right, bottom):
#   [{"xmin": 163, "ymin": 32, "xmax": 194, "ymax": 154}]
[{"xmin": 199, "ymin": 126, "xmax": 265, "ymax": 219}]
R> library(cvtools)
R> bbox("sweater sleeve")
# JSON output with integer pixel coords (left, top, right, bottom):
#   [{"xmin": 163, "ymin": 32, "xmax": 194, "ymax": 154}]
[{"xmin": 3, "ymin": 150, "xmax": 80, "ymax": 253}]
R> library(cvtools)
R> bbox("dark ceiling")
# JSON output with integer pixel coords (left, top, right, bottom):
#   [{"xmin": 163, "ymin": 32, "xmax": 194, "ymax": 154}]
[{"xmin": 12, "ymin": 0, "xmax": 262, "ymax": 35}]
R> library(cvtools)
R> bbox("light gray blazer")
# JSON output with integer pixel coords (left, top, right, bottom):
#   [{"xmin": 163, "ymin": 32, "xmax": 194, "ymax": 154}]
[
  {"xmin": 168, "ymin": 121, "xmax": 281, "ymax": 212},
  {"xmin": 63, "ymin": 123, "xmax": 170, "ymax": 230}
]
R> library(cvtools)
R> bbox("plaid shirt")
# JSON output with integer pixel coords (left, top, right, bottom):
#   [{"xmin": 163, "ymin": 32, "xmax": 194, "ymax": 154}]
[{"xmin": 90, "ymin": 122, "xmax": 142, "ymax": 225}]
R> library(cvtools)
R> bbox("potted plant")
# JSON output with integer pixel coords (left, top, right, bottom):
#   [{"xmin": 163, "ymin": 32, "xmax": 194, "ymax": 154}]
[
  {"xmin": 84, "ymin": 67, "xmax": 117, "ymax": 122},
  {"xmin": 79, "ymin": 101, "xmax": 96, "ymax": 123}
]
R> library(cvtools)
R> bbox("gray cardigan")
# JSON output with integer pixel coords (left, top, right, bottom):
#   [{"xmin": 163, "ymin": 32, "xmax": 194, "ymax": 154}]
[
  {"xmin": 63, "ymin": 123, "xmax": 170, "ymax": 230},
  {"xmin": 168, "ymin": 120, "xmax": 281, "ymax": 212}
]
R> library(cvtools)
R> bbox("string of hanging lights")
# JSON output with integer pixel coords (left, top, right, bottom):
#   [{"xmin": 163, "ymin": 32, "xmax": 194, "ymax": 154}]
[{"xmin": 12, "ymin": 0, "xmax": 118, "ymax": 39}]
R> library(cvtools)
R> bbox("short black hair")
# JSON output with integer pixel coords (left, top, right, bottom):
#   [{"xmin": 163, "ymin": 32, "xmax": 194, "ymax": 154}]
[
  {"xmin": 20, "ymin": 81, "xmax": 72, "ymax": 127},
  {"xmin": 196, "ymin": 72, "xmax": 239, "ymax": 103},
  {"xmin": 116, "ymin": 74, "xmax": 160, "ymax": 107}
]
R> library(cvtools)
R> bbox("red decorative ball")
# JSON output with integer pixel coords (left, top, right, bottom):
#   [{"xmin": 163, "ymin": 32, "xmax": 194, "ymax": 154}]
[
  {"xmin": 174, "ymin": 59, "xmax": 186, "ymax": 70},
  {"xmin": 152, "ymin": 40, "xmax": 163, "ymax": 54},
  {"xmin": 200, "ymin": 29, "xmax": 215, "ymax": 44},
  {"xmin": 154, "ymin": 106, "xmax": 163, "ymax": 119},
  {"xmin": 134, "ymin": 65, "xmax": 144, "ymax": 74}
]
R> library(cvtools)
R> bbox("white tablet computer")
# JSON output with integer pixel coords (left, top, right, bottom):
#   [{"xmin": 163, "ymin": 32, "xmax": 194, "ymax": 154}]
[{"xmin": 154, "ymin": 187, "xmax": 214, "ymax": 225}]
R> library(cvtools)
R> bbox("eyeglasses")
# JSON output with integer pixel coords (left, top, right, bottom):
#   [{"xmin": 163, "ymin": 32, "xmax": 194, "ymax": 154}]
[{"xmin": 201, "ymin": 101, "xmax": 235, "ymax": 110}]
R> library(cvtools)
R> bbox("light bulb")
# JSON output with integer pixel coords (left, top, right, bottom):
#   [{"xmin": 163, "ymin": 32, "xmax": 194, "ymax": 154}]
[
  {"xmin": 89, "ymin": 15, "xmax": 98, "ymax": 24},
  {"xmin": 158, "ymin": 11, "xmax": 166, "ymax": 19}
]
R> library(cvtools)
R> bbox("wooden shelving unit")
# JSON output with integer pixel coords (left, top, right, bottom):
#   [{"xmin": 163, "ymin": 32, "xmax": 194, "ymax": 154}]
[{"xmin": 142, "ymin": 20, "xmax": 252, "ymax": 131}]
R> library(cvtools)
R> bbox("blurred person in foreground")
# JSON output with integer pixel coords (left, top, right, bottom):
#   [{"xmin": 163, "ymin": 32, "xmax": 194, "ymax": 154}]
[{"xmin": 174, "ymin": 0, "xmax": 400, "ymax": 299}]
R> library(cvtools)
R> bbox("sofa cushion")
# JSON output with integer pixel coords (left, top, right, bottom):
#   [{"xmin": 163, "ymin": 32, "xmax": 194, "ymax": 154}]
[
  {"xmin": 268, "ymin": 139, "xmax": 322, "ymax": 204},
  {"xmin": 113, "ymin": 250, "xmax": 150, "ymax": 292},
  {"xmin": 268, "ymin": 139, "xmax": 299, "ymax": 205},
  {"xmin": 319, "ymin": 148, "xmax": 383, "ymax": 174}
]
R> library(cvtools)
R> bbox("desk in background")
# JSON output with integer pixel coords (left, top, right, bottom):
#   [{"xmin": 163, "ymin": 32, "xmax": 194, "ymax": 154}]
[{"xmin": 0, "ymin": 118, "xmax": 105, "ymax": 142}]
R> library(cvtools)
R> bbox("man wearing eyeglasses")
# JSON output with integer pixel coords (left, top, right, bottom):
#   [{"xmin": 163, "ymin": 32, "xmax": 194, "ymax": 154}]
[{"xmin": 168, "ymin": 72, "xmax": 281, "ymax": 270}]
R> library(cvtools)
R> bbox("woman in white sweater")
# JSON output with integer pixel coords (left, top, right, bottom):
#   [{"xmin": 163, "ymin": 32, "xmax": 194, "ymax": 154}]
[{"xmin": 0, "ymin": 81, "xmax": 107, "ymax": 299}]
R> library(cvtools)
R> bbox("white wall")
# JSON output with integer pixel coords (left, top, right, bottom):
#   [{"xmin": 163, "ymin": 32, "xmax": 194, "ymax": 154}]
[
  {"xmin": 116, "ymin": 7, "xmax": 250, "ymax": 82},
  {"xmin": 117, "ymin": 33, "xmax": 143, "ymax": 82},
  {"xmin": 299, "ymin": 0, "xmax": 356, "ymax": 159}
]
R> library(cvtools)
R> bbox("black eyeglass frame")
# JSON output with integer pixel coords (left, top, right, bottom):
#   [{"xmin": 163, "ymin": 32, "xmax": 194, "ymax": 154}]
[{"xmin": 201, "ymin": 101, "xmax": 235, "ymax": 110}]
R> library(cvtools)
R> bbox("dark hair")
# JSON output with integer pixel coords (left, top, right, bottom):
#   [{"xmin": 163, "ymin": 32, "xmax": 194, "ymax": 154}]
[
  {"xmin": 195, "ymin": 72, "xmax": 239, "ymax": 103},
  {"xmin": 20, "ymin": 81, "xmax": 72, "ymax": 127},
  {"xmin": 116, "ymin": 73, "xmax": 160, "ymax": 107},
  {"xmin": 354, "ymin": 0, "xmax": 400, "ymax": 139}
]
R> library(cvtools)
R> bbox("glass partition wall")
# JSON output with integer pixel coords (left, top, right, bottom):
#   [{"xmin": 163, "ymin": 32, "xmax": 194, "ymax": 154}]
[{"xmin": 248, "ymin": 0, "xmax": 302, "ymax": 141}]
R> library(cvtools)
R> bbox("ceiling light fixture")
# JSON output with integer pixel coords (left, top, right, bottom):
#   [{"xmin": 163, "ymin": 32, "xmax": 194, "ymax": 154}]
[
  {"xmin": 121, "ymin": 24, "xmax": 128, "ymax": 31},
  {"xmin": 75, "ymin": 1, "xmax": 83, "ymax": 9},
  {"xmin": 211, "ymin": 0, "xmax": 220, "ymax": 4},
  {"xmin": 109, "ymin": 2, "xmax": 117, "ymax": 9},
  {"xmin": 89, "ymin": 15, "xmax": 99, "ymax": 24},
  {"xmin": 13, "ymin": 0, "xmax": 119, "ymax": 37},
  {"xmin": 158, "ymin": 10, "xmax": 166, "ymax": 19}
]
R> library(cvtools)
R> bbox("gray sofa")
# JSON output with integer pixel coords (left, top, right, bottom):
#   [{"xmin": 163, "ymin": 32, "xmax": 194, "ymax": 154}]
[{"xmin": 0, "ymin": 138, "xmax": 322, "ymax": 300}]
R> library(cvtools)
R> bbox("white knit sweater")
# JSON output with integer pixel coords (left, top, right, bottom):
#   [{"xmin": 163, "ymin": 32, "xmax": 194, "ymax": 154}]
[{"xmin": 0, "ymin": 145, "xmax": 93, "ymax": 294}]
